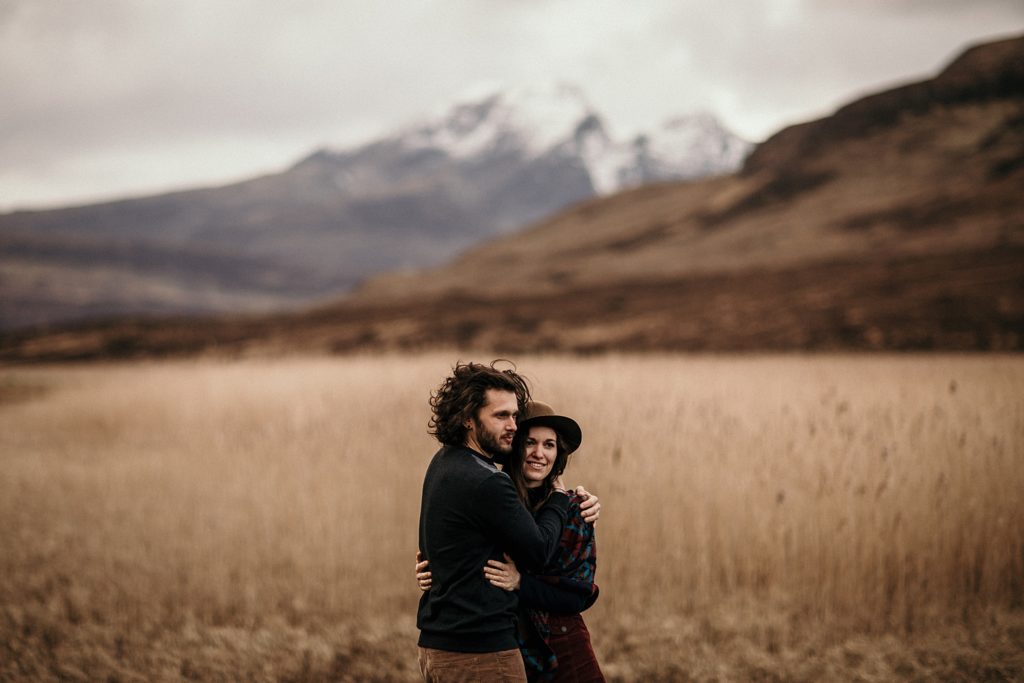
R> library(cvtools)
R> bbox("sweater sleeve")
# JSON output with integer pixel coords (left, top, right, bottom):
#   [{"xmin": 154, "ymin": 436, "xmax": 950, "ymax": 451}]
[
  {"xmin": 474, "ymin": 473, "xmax": 569, "ymax": 572},
  {"xmin": 519, "ymin": 573, "xmax": 591, "ymax": 613}
]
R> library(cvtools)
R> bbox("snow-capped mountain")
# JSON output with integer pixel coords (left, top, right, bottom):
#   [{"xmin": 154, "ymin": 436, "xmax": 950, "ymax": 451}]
[
  {"xmin": 619, "ymin": 112, "xmax": 754, "ymax": 188},
  {"xmin": 0, "ymin": 82, "xmax": 751, "ymax": 330},
  {"xmin": 317, "ymin": 82, "xmax": 751, "ymax": 199},
  {"xmin": 399, "ymin": 83, "xmax": 598, "ymax": 161},
  {"xmin": 5, "ymin": 34, "xmax": 1020, "ymax": 346}
]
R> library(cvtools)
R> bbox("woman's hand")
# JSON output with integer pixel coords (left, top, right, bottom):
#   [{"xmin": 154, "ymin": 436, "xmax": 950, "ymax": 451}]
[
  {"xmin": 415, "ymin": 550, "xmax": 432, "ymax": 592},
  {"xmin": 483, "ymin": 553, "xmax": 520, "ymax": 592},
  {"xmin": 576, "ymin": 486, "xmax": 601, "ymax": 525}
]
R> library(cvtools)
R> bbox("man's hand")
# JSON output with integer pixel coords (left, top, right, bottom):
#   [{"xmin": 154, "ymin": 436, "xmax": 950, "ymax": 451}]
[
  {"xmin": 576, "ymin": 486, "xmax": 601, "ymax": 525},
  {"xmin": 483, "ymin": 553, "xmax": 521, "ymax": 592},
  {"xmin": 415, "ymin": 550, "xmax": 432, "ymax": 592}
]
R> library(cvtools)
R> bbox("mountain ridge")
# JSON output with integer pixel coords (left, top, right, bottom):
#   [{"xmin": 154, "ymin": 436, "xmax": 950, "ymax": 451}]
[
  {"xmin": 1, "ymin": 34, "xmax": 1021, "ymax": 359},
  {"xmin": 744, "ymin": 33, "xmax": 1024, "ymax": 177},
  {"xmin": 0, "ymin": 83, "xmax": 748, "ymax": 331},
  {"xmin": 301, "ymin": 82, "xmax": 750, "ymax": 198},
  {"xmin": 347, "ymin": 33, "xmax": 1022, "ymax": 305}
]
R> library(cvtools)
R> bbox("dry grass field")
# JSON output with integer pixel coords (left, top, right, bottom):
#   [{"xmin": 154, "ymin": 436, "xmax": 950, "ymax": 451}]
[{"xmin": 1, "ymin": 353, "xmax": 1022, "ymax": 682}]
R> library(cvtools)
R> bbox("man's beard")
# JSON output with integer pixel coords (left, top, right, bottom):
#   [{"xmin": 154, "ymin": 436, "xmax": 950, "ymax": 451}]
[{"xmin": 474, "ymin": 420, "xmax": 512, "ymax": 462}]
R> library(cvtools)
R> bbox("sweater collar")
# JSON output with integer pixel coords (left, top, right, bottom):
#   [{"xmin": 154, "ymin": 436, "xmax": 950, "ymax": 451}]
[{"xmin": 451, "ymin": 444, "xmax": 500, "ymax": 472}]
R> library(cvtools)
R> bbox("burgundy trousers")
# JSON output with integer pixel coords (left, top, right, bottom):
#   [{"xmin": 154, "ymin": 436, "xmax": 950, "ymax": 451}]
[{"xmin": 543, "ymin": 614, "xmax": 605, "ymax": 683}]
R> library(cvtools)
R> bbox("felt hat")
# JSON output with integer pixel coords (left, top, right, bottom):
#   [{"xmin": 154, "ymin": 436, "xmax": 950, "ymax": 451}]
[{"xmin": 517, "ymin": 400, "xmax": 583, "ymax": 455}]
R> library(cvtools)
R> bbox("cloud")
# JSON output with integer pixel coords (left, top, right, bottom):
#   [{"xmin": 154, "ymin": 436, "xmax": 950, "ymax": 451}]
[{"xmin": 0, "ymin": 0, "xmax": 1021, "ymax": 209}]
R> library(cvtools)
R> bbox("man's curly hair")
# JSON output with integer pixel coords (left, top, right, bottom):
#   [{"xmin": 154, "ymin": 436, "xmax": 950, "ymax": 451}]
[{"xmin": 429, "ymin": 360, "xmax": 531, "ymax": 446}]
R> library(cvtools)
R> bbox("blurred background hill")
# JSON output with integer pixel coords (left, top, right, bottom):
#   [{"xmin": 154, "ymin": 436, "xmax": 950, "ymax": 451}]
[
  {"xmin": 0, "ymin": 84, "xmax": 749, "ymax": 331},
  {"xmin": 2, "ymin": 33, "xmax": 1021, "ymax": 361}
]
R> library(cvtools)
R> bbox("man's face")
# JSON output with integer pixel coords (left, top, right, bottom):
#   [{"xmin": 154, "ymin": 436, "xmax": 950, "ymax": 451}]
[{"xmin": 466, "ymin": 389, "xmax": 519, "ymax": 459}]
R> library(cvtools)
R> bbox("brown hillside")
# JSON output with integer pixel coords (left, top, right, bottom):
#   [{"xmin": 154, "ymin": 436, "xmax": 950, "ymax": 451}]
[
  {"xmin": 2, "ymin": 35, "xmax": 1022, "ymax": 361},
  {"xmin": 352, "ymin": 34, "xmax": 1024, "ymax": 303}
]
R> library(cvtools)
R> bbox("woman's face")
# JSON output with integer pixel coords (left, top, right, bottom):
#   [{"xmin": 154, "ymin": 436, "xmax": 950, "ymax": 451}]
[{"xmin": 522, "ymin": 426, "xmax": 558, "ymax": 488}]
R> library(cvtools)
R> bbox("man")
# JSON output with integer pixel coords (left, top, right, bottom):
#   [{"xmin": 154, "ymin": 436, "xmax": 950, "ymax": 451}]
[{"xmin": 417, "ymin": 361, "xmax": 599, "ymax": 682}]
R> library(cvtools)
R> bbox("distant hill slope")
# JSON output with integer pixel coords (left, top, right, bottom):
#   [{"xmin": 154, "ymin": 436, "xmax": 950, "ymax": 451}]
[
  {"xmin": 0, "ymin": 84, "xmax": 748, "ymax": 331},
  {"xmin": 2, "ymin": 35, "xmax": 1021, "ymax": 361},
  {"xmin": 353, "ymin": 35, "xmax": 1023, "ymax": 302}
]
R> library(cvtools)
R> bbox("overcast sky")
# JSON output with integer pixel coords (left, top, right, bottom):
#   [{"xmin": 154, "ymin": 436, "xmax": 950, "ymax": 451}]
[{"xmin": 1, "ymin": 1, "xmax": 1021, "ymax": 211}]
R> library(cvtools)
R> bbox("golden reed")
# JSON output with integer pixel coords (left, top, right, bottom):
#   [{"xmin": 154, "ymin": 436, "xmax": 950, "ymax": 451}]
[{"xmin": 1, "ymin": 353, "xmax": 1021, "ymax": 680}]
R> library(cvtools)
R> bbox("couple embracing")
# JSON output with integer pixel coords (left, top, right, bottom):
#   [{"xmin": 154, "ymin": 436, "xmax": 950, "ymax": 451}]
[{"xmin": 415, "ymin": 360, "xmax": 606, "ymax": 682}]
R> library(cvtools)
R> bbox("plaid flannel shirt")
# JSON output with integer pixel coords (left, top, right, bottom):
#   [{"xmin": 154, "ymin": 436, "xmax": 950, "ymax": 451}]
[{"xmin": 519, "ymin": 492, "xmax": 599, "ymax": 679}]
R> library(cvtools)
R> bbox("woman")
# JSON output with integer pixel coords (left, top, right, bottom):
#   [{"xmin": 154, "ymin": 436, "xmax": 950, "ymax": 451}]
[{"xmin": 417, "ymin": 401, "xmax": 605, "ymax": 682}]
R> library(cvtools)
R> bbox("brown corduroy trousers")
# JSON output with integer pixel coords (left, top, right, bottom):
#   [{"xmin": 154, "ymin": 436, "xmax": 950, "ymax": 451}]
[{"xmin": 418, "ymin": 646, "xmax": 527, "ymax": 683}]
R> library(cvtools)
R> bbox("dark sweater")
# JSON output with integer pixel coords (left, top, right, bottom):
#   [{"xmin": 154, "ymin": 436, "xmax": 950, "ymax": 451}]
[{"xmin": 417, "ymin": 445, "xmax": 570, "ymax": 652}]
